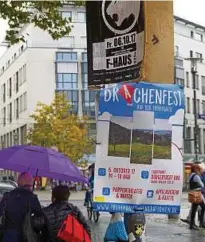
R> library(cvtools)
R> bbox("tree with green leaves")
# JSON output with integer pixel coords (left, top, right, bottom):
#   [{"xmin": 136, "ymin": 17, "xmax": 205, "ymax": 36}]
[
  {"xmin": 27, "ymin": 93, "xmax": 93, "ymax": 163},
  {"xmin": 0, "ymin": 1, "xmax": 84, "ymax": 46}
]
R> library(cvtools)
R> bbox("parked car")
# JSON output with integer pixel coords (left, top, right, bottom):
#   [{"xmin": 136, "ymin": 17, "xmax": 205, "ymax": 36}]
[
  {"xmin": 0, "ymin": 182, "xmax": 15, "ymax": 201},
  {"xmin": 1, "ymin": 179, "xmax": 18, "ymax": 188}
]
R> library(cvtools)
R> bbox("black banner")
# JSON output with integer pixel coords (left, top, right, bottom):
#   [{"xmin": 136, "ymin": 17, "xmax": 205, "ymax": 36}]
[{"xmin": 86, "ymin": 0, "xmax": 145, "ymax": 87}]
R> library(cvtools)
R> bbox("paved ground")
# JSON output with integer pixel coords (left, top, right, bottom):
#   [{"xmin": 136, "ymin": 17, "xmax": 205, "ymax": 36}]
[{"xmin": 35, "ymin": 190, "xmax": 205, "ymax": 242}]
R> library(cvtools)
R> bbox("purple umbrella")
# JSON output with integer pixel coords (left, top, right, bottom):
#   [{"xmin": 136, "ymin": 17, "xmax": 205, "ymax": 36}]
[{"xmin": 0, "ymin": 145, "xmax": 88, "ymax": 183}]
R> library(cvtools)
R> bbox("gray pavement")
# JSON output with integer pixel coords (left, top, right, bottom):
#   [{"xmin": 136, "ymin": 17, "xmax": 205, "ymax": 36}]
[{"xmin": 36, "ymin": 190, "xmax": 205, "ymax": 242}]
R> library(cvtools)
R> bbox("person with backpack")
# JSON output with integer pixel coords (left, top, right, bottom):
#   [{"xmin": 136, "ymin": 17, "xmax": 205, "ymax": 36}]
[
  {"xmin": 32, "ymin": 185, "xmax": 91, "ymax": 242},
  {"xmin": 0, "ymin": 172, "xmax": 43, "ymax": 242}
]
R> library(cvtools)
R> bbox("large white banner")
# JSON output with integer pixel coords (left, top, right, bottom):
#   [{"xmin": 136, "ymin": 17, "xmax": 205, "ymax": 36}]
[{"xmin": 93, "ymin": 82, "xmax": 185, "ymax": 214}]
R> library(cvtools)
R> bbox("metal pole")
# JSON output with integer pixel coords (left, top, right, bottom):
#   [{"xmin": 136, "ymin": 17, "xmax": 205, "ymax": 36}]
[{"xmin": 192, "ymin": 68, "xmax": 199, "ymax": 162}]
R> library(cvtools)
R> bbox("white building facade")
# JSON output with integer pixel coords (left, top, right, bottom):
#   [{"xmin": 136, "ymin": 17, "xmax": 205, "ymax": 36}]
[
  {"xmin": 0, "ymin": 10, "xmax": 205, "ymax": 161},
  {"xmin": 174, "ymin": 16, "xmax": 205, "ymax": 161},
  {"xmin": 0, "ymin": 5, "xmax": 97, "ymax": 150}
]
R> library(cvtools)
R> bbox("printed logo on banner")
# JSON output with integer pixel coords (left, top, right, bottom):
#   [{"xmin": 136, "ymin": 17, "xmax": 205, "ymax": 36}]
[
  {"xmin": 147, "ymin": 190, "xmax": 154, "ymax": 198},
  {"xmin": 102, "ymin": 187, "xmax": 110, "ymax": 196},
  {"xmin": 102, "ymin": 0, "xmax": 141, "ymax": 35},
  {"xmin": 141, "ymin": 171, "xmax": 149, "ymax": 179},
  {"xmin": 98, "ymin": 168, "xmax": 106, "ymax": 176}
]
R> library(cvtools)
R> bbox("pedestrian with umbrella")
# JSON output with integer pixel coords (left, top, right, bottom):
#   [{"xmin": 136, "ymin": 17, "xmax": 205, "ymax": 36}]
[{"xmin": 0, "ymin": 172, "xmax": 43, "ymax": 242}]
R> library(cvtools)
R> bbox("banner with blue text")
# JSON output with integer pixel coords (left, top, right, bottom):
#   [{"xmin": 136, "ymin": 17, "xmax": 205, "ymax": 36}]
[{"xmin": 93, "ymin": 82, "xmax": 185, "ymax": 214}]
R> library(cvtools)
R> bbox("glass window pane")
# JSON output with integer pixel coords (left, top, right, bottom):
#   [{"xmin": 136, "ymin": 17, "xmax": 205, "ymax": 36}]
[
  {"xmin": 71, "ymin": 53, "xmax": 77, "ymax": 60},
  {"xmin": 62, "ymin": 11, "xmax": 72, "ymax": 19},
  {"xmin": 82, "ymin": 63, "xmax": 87, "ymax": 73},
  {"xmin": 57, "ymin": 82, "xmax": 63, "ymax": 90},
  {"xmin": 72, "ymin": 91, "xmax": 78, "ymax": 102},
  {"xmin": 72, "ymin": 83, "xmax": 77, "ymax": 89},
  {"xmin": 64, "ymin": 83, "xmax": 72, "ymax": 89},
  {"xmin": 63, "ymin": 74, "xmax": 71, "ymax": 82},
  {"xmin": 63, "ymin": 53, "xmax": 71, "ymax": 61},
  {"xmin": 82, "ymin": 53, "xmax": 87, "ymax": 61},
  {"xmin": 77, "ymin": 12, "xmax": 85, "ymax": 22},
  {"xmin": 56, "ymin": 53, "xmax": 62, "ymax": 61},
  {"xmin": 57, "ymin": 74, "xmax": 63, "ymax": 82},
  {"xmin": 72, "ymin": 74, "xmax": 77, "ymax": 82}
]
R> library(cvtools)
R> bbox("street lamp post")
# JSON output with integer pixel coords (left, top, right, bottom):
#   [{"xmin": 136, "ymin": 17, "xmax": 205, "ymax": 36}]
[{"xmin": 185, "ymin": 57, "xmax": 203, "ymax": 163}]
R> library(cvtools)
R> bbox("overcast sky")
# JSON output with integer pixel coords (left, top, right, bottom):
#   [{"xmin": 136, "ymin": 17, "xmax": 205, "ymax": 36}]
[{"xmin": 0, "ymin": 0, "xmax": 205, "ymax": 57}]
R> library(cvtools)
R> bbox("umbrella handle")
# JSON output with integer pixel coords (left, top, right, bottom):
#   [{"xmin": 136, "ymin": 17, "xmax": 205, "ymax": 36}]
[{"xmin": 33, "ymin": 169, "xmax": 39, "ymax": 191}]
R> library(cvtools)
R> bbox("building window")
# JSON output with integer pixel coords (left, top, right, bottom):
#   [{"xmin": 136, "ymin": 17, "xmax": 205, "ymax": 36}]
[
  {"xmin": 8, "ymin": 103, "xmax": 12, "ymax": 123},
  {"xmin": 9, "ymin": 78, "xmax": 12, "ymax": 98},
  {"xmin": 81, "ymin": 61, "xmax": 88, "ymax": 73},
  {"xmin": 175, "ymin": 46, "xmax": 179, "ymax": 56},
  {"xmin": 6, "ymin": 133, "xmax": 9, "ymax": 147},
  {"xmin": 186, "ymin": 97, "xmax": 190, "ymax": 113},
  {"xmin": 190, "ymin": 50, "xmax": 193, "ymax": 57},
  {"xmin": 196, "ymin": 52, "xmax": 203, "ymax": 62},
  {"xmin": 197, "ymin": 99, "xmax": 200, "ymax": 114},
  {"xmin": 176, "ymin": 78, "xmax": 184, "ymax": 86},
  {"xmin": 184, "ymin": 127, "xmax": 191, "ymax": 153},
  {"xmin": 186, "ymin": 72, "xmax": 190, "ymax": 88},
  {"xmin": 202, "ymin": 101, "xmax": 205, "ymax": 114},
  {"xmin": 193, "ymin": 74, "xmax": 199, "ymax": 89},
  {"xmin": 56, "ymin": 52, "xmax": 77, "ymax": 62},
  {"xmin": 56, "ymin": 73, "xmax": 78, "ymax": 90},
  {"xmin": 193, "ymin": 98, "xmax": 200, "ymax": 114},
  {"xmin": 23, "ymin": 64, "xmax": 26, "ymax": 83},
  {"xmin": 174, "ymin": 59, "xmax": 183, "ymax": 67},
  {"xmin": 16, "ymin": 98, "xmax": 19, "ymax": 119},
  {"xmin": 202, "ymin": 76, "xmax": 205, "ymax": 95},
  {"xmin": 2, "ymin": 83, "xmax": 6, "ymax": 103},
  {"xmin": 24, "ymin": 92, "xmax": 27, "ymax": 111},
  {"xmin": 62, "ymin": 11, "xmax": 72, "ymax": 20},
  {"xmin": 196, "ymin": 75, "xmax": 199, "ymax": 89},
  {"xmin": 77, "ymin": 12, "xmax": 86, "ymax": 22},
  {"xmin": 195, "ymin": 33, "xmax": 203, "ymax": 42},
  {"xmin": 190, "ymin": 31, "xmax": 194, "ymax": 38},
  {"xmin": 82, "ymin": 90, "xmax": 98, "ymax": 117},
  {"xmin": 19, "ymin": 67, "xmax": 23, "ymax": 86},
  {"xmin": 3, "ymin": 107, "xmax": 6, "ymax": 126},
  {"xmin": 16, "ymin": 71, "xmax": 19, "ymax": 93},
  {"xmin": 20, "ymin": 125, "xmax": 27, "ymax": 144},
  {"xmin": 82, "ymin": 74, "xmax": 88, "ymax": 89},
  {"xmin": 57, "ymin": 90, "xmax": 79, "ymax": 114},
  {"xmin": 82, "ymin": 52, "xmax": 87, "ymax": 62}
]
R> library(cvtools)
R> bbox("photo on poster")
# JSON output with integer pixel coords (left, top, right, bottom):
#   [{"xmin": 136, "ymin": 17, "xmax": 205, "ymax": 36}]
[
  {"xmin": 153, "ymin": 130, "xmax": 172, "ymax": 160},
  {"xmin": 130, "ymin": 129, "xmax": 153, "ymax": 164},
  {"xmin": 108, "ymin": 116, "xmax": 131, "ymax": 157},
  {"xmin": 130, "ymin": 111, "xmax": 154, "ymax": 164}
]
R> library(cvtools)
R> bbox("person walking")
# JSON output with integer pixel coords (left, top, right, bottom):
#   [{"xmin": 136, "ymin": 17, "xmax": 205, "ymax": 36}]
[
  {"xmin": 32, "ymin": 185, "xmax": 91, "ymax": 242},
  {"xmin": 0, "ymin": 172, "xmax": 42, "ymax": 242},
  {"xmin": 189, "ymin": 164, "xmax": 205, "ymax": 230}
]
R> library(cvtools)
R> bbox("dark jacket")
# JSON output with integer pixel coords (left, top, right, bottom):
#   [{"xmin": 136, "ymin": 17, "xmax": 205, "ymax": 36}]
[
  {"xmin": 33, "ymin": 201, "xmax": 91, "ymax": 242},
  {"xmin": 0, "ymin": 188, "xmax": 42, "ymax": 242}
]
